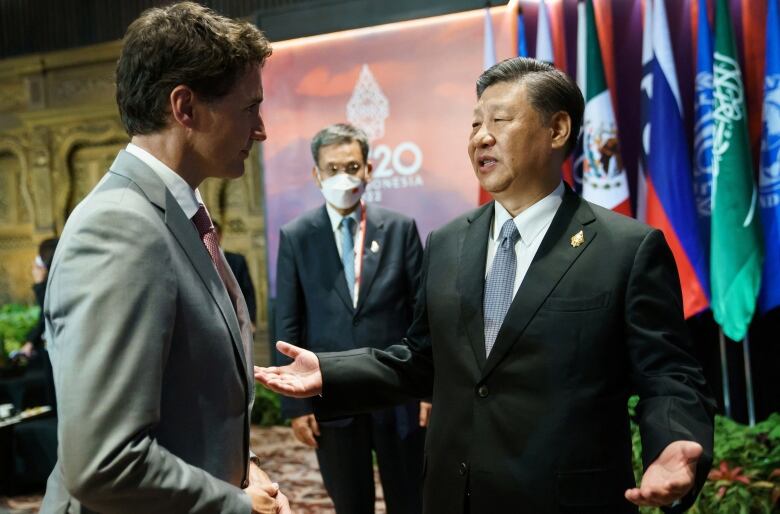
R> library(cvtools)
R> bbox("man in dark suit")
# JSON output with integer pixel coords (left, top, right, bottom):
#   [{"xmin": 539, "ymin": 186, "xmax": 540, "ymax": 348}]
[
  {"xmin": 257, "ymin": 59, "xmax": 715, "ymax": 514},
  {"xmin": 274, "ymin": 123, "xmax": 427, "ymax": 514},
  {"xmin": 214, "ymin": 220, "xmax": 258, "ymax": 330}
]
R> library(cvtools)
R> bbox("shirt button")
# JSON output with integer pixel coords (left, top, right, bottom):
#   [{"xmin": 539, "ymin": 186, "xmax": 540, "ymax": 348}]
[
  {"xmin": 352, "ymin": 318, "xmax": 360, "ymax": 326},
  {"xmin": 459, "ymin": 462, "xmax": 468, "ymax": 476},
  {"xmin": 476, "ymin": 384, "xmax": 489, "ymax": 398}
]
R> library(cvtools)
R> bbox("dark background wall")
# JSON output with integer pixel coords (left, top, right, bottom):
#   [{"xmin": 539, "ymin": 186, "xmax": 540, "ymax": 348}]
[{"xmin": 0, "ymin": 0, "xmax": 507, "ymax": 59}]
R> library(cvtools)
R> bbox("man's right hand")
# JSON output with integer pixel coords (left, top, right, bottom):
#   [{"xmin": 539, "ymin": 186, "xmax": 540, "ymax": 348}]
[
  {"xmin": 291, "ymin": 414, "xmax": 320, "ymax": 448},
  {"xmin": 245, "ymin": 482, "xmax": 291, "ymax": 514},
  {"xmin": 254, "ymin": 341, "xmax": 323, "ymax": 398}
]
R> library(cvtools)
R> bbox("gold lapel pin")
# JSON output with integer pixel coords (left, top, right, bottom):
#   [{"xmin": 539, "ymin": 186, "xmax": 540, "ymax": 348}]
[
  {"xmin": 370, "ymin": 240, "xmax": 380, "ymax": 253},
  {"xmin": 570, "ymin": 229, "xmax": 585, "ymax": 248}
]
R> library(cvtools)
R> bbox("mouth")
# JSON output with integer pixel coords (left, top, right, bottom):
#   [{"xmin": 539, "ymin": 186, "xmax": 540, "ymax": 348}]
[{"xmin": 477, "ymin": 156, "xmax": 498, "ymax": 173}]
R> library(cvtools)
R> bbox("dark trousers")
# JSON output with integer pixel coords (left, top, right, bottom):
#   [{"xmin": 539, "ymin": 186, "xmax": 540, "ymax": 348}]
[{"xmin": 316, "ymin": 413, "xmax": 424, "ymax": 514}]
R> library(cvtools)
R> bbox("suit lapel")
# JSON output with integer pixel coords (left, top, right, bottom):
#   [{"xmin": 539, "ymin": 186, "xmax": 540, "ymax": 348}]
[
  {"xmin": 458, "ymin": 203, "xmax": 494, "ymax": 369},
  {"xmin": 311, "ymin": 206, "xmax": 354, "ymax": 312},
  {"xmin": 165, "ymin": 196, "xmax": 248, "ymax": 376},
  {"xmin": 109, "ymin": 151, "xmax": 248, "ymax": 380},
  {"xmin": 356, "ymin": 207, "xmax": 384, "ymax": 313},
  {"xmin": 482, "ymin": 188, "xmax": 597, "ymax": 378}
]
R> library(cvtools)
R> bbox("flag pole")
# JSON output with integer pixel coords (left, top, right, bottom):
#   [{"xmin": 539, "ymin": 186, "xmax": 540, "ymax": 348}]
[
  {"xmin": 742, "ymin": 333, "xmax": 756, "ymax": 426},
  {"xmin": 718, "ymin": 329, "xmax": 732, "ymax": 418}
]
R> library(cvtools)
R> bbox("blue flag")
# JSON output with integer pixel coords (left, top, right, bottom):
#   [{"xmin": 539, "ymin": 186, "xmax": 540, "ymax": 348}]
[
  {"xmin": 518, "ymin": 7, "xmax": 528, "ymax": 57},
  {"xmin": 693, "ymin": 0, "xmax": 715, "ymax": 249},
  {"xmin": 759, "ymin": 0, "xmax": 780, "ymax": 312}
]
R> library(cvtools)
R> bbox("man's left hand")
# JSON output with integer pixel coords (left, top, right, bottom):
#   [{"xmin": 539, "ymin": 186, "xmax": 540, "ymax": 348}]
[{"xmin": 625, "ymin": 440, "xmax": 702, "ymax": 508}]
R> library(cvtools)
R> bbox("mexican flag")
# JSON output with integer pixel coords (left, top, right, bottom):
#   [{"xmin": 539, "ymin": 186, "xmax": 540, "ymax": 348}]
[
  {"xmin": 581, "ymin": 0, "xmax": 631, "ymax": 215},
  {"xmin": 710, "ymin": 0, "xmax": 763, "ymax": 341}
]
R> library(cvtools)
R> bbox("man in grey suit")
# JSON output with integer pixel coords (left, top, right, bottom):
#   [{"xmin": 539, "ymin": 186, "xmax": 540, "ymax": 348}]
[{"xmin": 40, "ymin": 3, "xmax": 288, "ymax": 513}]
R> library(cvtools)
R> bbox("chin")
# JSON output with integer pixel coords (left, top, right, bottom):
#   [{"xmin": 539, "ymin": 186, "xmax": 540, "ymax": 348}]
[{"xmin": 224, "ymin": 163, "xmax": 246, "ymax": 179}]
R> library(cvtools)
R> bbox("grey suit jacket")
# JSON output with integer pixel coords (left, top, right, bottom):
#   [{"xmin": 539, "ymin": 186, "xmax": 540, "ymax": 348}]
[{"xmin": 40, "ymin": 151, "xmax": 254, "ymax": 514}]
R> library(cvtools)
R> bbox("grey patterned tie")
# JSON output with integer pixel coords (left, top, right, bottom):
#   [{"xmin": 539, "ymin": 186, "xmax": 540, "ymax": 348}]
[
  {"xmin": 484, "ymin": 219, "xmax": 520, "ymax": 356},
  {"xmin": 340, "ymin": 216, "xmax": 356, "ymax": 302}
]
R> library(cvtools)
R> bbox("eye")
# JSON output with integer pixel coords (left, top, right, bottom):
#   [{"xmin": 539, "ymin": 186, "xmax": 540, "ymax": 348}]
[{"xmin": 471, "ymin": 121, "xmax": 481, "ymax": 129}]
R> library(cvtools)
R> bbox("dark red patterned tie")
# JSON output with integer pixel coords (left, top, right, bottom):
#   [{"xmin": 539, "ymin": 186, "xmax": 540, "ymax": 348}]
[{"xmin": 192, "ymin": 204, "xmax": 224, "ymax": 273}]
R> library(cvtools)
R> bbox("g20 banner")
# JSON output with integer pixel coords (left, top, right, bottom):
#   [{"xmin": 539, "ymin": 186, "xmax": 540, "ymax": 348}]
[{"xmin": 262, "ymin": 7, "xmax": 514, "ymax": 295}]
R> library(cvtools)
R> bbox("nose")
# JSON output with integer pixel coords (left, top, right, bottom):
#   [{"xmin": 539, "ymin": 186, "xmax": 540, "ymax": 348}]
[
  {"xmin": 252, "ymin": 112, "xmax": 267, "ymax": 142},
  {"xmin": 471, "ymin": 124, "xmax": 495, "ymax": 148}
]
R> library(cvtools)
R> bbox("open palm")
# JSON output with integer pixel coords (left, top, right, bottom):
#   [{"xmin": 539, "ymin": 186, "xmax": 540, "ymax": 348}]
[
  {"xmin": 625, "ymin": 440, "xmax": 702, "ymax": 507},
  {"xmin": 254, "ymin": 341, "xmax": 323, "ymax": 398}
]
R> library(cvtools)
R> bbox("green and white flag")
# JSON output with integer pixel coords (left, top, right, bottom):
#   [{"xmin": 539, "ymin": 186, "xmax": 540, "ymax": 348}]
[
  {"xmin": 581, "ymin": 0, "xmax": 631, "ymax": 215},
  {"xmin": 710, "ymin": 0, "xmax": 763, "ymax": 341}
]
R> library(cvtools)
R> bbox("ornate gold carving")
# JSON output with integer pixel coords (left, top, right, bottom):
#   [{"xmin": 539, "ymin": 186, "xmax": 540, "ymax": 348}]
[
  {"xmin": 0, "ymin": 40, "xmax": 269, "ymax": 330},
  {"xmin": 0, "ymin": 81, "xmax": 27, "ymax": 112},
  {"xmin": 50, "ymin": 76, "xmax": 115, "ymax": 107}
]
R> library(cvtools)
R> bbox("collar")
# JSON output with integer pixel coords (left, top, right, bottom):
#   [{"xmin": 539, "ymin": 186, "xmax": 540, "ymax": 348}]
[
  {"xmin": 126, "ymin": 143, "xmax": 203, "ymax": 219},
  {"xmin": 491, "ymin": 181, "xmax": 565, "ymax": 247},
  {"xmin": 325, "ymin": 202, "xmax": 362, "ymax": 233}
]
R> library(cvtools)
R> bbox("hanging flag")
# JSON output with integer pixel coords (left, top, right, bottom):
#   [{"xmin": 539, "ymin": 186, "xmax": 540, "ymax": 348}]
[
  {"xmin": 758, "ymin": 0, "xmax": 780, "ymax": 313},
  {"xmin": 693, "ymin": 0, "xmax": 715, "ymax": 247},
  {"xmin": 536, "ymin": 0, "xmax": 554, "ymax": 64},
  {"xmin": 710, "ymin": 0, "xmax": 763, "ymax": 341},
  {"xmin": 484, "ymin": 7, "xmax": 497, "ymax": 70},
  {"xmin": 581, "ymin": 0, "xmax": 631, "ymax": 215},
  {"xmin": 642, "ymin": 0, "xmax": 710, "ymax": 318},
  {"xmin": 637, "ymin": 0, "xmax": 653, "ymax": 224},
  {"xmin": 517, "ymin": 4, "xmax": 528, "ymax": 57},
  {"xmin": 479, "ymin": 7, "xmax": 498, "ymax": 205},
  {"xmin": 571, "ymin": 0, "xmax": 586, "ymax": 195}
]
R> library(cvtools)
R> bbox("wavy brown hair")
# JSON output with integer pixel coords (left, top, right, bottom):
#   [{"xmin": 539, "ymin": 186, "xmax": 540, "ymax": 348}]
[{"xmin": 116, "ymin": 2, "xmax": 272, "ymax": 136}]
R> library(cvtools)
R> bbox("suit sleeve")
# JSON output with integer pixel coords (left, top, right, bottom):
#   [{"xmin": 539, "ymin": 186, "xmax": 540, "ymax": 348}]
[
  {"xmin": 403, "ymin": 220, "xmax": 424, "ymax": 312},
  {"xmin": 315, "ymin": 230, "xmax": 435, "ymax": 419},
  {"xmin": 274, "ymin": 228, "xmax": 313, "ymax": 419},
  {"xmin": 625, "ymin": 229, "xmax": 716, "ymax": 513},
  {"xmin": 47, "ymin": 207, "xmax": 251, "ymax": 514}
]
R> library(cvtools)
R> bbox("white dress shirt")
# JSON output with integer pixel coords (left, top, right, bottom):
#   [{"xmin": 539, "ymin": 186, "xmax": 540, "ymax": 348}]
[
  {"xmin": 485, "ymin": 181, "xmax": 565, "ymax": 297},
  {"xmin": 325, "ymin": 202, "xmax": 364, "ymax": 307},
  {"xmin": 126, "ymin": 143, "xmax": 204, "ymax": 218}
]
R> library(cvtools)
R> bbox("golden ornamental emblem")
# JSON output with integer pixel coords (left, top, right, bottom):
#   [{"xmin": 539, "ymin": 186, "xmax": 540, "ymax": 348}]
[{"xmin": 570, "ymin": 230, "xmax": 585, "ymax": 248}]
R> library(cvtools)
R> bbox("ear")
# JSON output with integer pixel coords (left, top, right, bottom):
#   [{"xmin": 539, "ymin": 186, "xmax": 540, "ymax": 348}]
[
  {"xmin": 549, "ymin": 111, "xmax": 571, "ymax": 151},
  {"xmin": 312, "ymin": 166, "xmax": 322, "ymax": 188},
  {"xmin": 364, "ymin": 161, "xmax": 374, "ymax": 183},
  {"xmin": 170, "ymin": 85, "xmax": 196, "ymax": 129}
]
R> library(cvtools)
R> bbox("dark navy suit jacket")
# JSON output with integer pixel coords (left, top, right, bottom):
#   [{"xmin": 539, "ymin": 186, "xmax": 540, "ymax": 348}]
[{"xmin": 275, "ymin": 203, "xmax": 424, "ymax": 435}]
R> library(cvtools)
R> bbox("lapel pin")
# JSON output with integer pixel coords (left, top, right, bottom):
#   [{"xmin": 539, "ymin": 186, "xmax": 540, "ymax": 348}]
[
  {"xmin": 370, "ymin": 240, "xmax": 380, "ymax": 253},
  {"xmin": 570, "ymin": 229, "xmax": 585, "ymax": 248}
]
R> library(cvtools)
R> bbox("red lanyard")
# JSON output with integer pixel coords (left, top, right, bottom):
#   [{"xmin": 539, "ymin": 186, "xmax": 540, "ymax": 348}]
[{"xmin": 354, "ymin": 200, "xmax": 367, "ymax": 287}]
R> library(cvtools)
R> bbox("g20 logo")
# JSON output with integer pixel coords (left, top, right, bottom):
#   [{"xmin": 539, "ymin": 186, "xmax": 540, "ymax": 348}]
[{"xmin": 365, "ymin": 142, "xmax": 425, "ymax": 202}]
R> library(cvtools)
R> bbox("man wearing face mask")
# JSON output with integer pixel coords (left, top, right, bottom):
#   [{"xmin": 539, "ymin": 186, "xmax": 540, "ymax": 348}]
[{"xmin": 274, "ymin": 123, "xmax": 427, "ymax": 514}]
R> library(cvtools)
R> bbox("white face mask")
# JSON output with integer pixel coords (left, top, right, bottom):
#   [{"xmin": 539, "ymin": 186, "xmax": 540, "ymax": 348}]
[{"xmin": 318, "ymin": 173, "xmax": 365, "ymax": 210}]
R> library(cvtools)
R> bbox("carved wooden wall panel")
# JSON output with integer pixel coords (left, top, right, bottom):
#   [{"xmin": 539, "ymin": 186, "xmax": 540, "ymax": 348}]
[{"xmin": 0, "ymin": 41, "xmax": 270, "ymax": 330}]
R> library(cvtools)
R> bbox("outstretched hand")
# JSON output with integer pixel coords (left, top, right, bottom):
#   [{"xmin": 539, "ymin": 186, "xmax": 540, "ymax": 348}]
[
  {"xmin": 254, "ymin": 341, "xmax": 323, "ymax": 398},
  {"xmin": 625, "ymin": 440, "xmax": 702, "ymax": 508}
]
